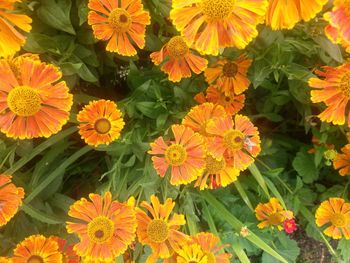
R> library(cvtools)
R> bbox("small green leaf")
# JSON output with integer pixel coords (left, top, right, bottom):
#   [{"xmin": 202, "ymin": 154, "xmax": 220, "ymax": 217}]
[{"xmin": 292, "ymin": 150, "xmax": 318, "ymax": 184}]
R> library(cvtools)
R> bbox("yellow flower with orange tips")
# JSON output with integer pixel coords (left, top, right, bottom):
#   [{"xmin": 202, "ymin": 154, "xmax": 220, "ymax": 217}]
[
  {"xmin": 0, "ymin": 174, "xmax": 24, "ymax": 227},
  {"xmin": 149, "ymin": 124, "xmax": 206, "ymax": 186},
  {"xmin": 0, "ymin": 0, "xmax": 32, "ymax": 57},
  {"xmin": 150, "ymin": 36, "xmax": 208, "ymax": 83},
  {"xmin": 170, "ymin": 0, "xmax": 268, "ymax": 55},
  {"xmin": 204, "ymin": 55, "xmax": 252, "ymax": 95},
  {"xmin": 333, "ymin": 144, "xmax": 350, "ymax": 176},
  {"xmin": 175, "ymin": 242, "xmax": 208, "ymax": 263},
  {"xmin": 66, "ymin": 192, "xmax": 137, "ymax": 263},
  {"xmin": 12, "ymin": 235, "xmax": 63, "ymax": 263},
  {"xmin": 255, "ymin": 198, "xmax": 294, "ymax": 230},
  {"xmin": 315, "ymin": 198, "xmax": 350, "ymax": 240},
  {"xmin": 266, "ymin": 0, "xmax": 328, "ymax": 30},
  {"xmin": 77, "ymin": 99, "xmax": 125, "ymax": 147},
  {"xmin": 135, "ymin": 195, "xmax": 188, "ymax": 262},
  {"xmin": 309, "ymin": 62, "xmax": 350, "ymax": 126},
  {"xmin": 88, "ymin": 0, "xmax": 150, "ymax": 56},
  {"xmin": 205, "ymin": 114, "xmax": 261, "ymax": 171},
  {"xmin": 0, "ymin": 55, "xmax": 73, "ymax": 139}
]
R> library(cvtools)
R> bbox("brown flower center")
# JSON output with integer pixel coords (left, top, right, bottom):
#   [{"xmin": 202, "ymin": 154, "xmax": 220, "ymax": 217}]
[
  {"xmin": 165, "ymin": 144, "xmax": 187, "ymax": 166},
  {"xmin": 27, "ymin": 255, "xmax": 44, "ymax": 263},
  {"xmin": 108, "ymin": 8, "xmax": 131, "ymax": 32},
  {"xmin": 7, "ymin": 86, "xmax": 41, "ymax": 117},
  {"xmin": 87, "ymin": 216, "xmax": 114, "ymax": 244},
  {"xmin": 94, "ymin": 118, "xmax": 111, "ymax": 134},
  {"xmin": 147, "ymin": 219, "xmax": 169, "ymax": 243},
  {"xmin": 340, "ymin": 73, "xmax": 350, "ymax": 99},
  {"xmin": 205, "ymin": 154, "xmax": 225, "ymax": 174},
  {"xmin": 331, "ymin": 213, "xmax": 347, "ymax": 228},
  {"xmin": 223, "ymin": 62, "xmax": 238, "ymax": 77},
  {"xmin": 268, "ymin": 212, "xmax": 284, "ymax": 225},
  {"xmin": 223, "ymin": 129, "xmax": 244, "ymax": 151},
  {"xmin": 201, "ymin": 0, "xmax": 235, "ymax": 20},
  {"xmin": 167, "ymin": 36, "xmax": 189, "ymax": 58}
]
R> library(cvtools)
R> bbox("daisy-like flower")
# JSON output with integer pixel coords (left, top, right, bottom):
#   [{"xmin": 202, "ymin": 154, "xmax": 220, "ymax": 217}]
[
  {"xmin": 0, "ymin": 174, "xmax": 24, "ymax": 226},
  {"xmin": 0, "ymin": 0, "xmax": 32, "ymax": 57},
  {"xmin": 266, "ymin": 0, "xmax": 328, "ymax": 30},
  {"xmin": 255, "ymin": 198, "xmax": 294, "ymax": 231},
  {"xmin": 309, "ymin": 62, "xmax": 350, "ymax": 126},
  {"xmin": 88, "ymin": 0, "xmax": 150, "ymax": 56},
  {"xmin": 136, "ymin": 195, "xmax": 188, "ymax": 262},
  {"xmin": 170, "ymin": 0, "xmax": 268, "ymax": 55},
  {"xmin": 50, "ymin": 237, "xmax": 79, "ymax": 263},
  {"xmin": 195, "ymin": 86, "xmax": 245, "ymax": 115},
  {"xmin": 66, "ymin": 192, "xmax": 137, "ymax": 263},
  {"xmin": 315, "ymin": 197, "xmax": 350, "ymax": 239},
  {"xmin": 176, "ymin": 243, "xmax": 207, "ymax": 263},
  {"xmin": 204, "ymin": 55, "xmax": 252, "ymax": 95},
  {"xmin": 205, "ymin": 114, "xmax": 260, "ymax": 171},
  {"xmin": 148, "ymin": 124, "xmax": 206, "ymax": 186},
  {"xmin": 333, "ymin": 144, "xmax": 350, "ymax": 176},
  {"xmin": 12, "ymin": 235, "xmax": 62, "ymax": 263},
  {"xmin": 77, "ymin": 100, "xmax": 125, "ymax": 147},
  {"xmin": 325, "ymin": 22, "xmax": 350, "ymax": 53},
  {"xmin": 150, "ymin": 36, "xmax": 208, "ymax": 82},
  {"xmin": 0, "ymin": 55, "xmax": 73, "ymax": 139}
]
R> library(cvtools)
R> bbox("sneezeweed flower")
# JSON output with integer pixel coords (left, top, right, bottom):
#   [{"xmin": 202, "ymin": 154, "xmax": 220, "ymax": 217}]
[
  {"xmin": 12, "ymin": 235, "xmax": 62, "ymax": 263},
  {"xmin": 255, "ymin": 198, "xmax": 294, "ymax": 231},
  {"xmin": 77, "ymin": 100, "xmax": 125, "ymax": 147},
  {"xmin": 50, "ymin": 237, "xmax": 79, "ymax": 263},
  {"xmin": 175, "ymin": 243, "xmax": 207, "ymax": 263},
  {"xmin": 334, "ymin": 144, "xmax": 350, "ymax": 176},
  {"xmin": 0, "ymin": 55, "xmax": 73, "ymax": 139},
  {"xmin": 170, "ymin": 0, "xmax": 268, "ymax": 55},
  {"xmin": 205, "ymin": 115, "xmax": 261, "ymax": 171},
  {"xmin": 283, "ymin": 219, "xmax": 298, "ymax": 234},
  {"xmin": 150, "ymin": 36, "xmax": 208, "ymax": 82},
  {"xmin": 0, "ymin": 174, "xmax": 24, "ymax": 227},
  {"xmin": 0, "ymin": 257, "xmax": 11, "ymax": 263},
  {"xmin": 0, "ymin": 0, "xmax": 32, "ymax": 57},
  {"xmin": 148, "ymin": 124, "xmax": 206, "ymax": 186},
  {"xmin": 315, "ymin": 197, "xmax": 350, "ymax": 239},
  {"xmin": 88, "ymin": 0, "xmax": 150, "ymax": 56},
  {"xmin": 204, "ymin": 55, "xmax": 252, "ymax": 95},
  {"xmin": 266, "ymin": 0, "xmax": 328, "ymax": 30},
  {"xmin": 136, "ymin": 195, "xmax": 188, "ymax": 262},
  {"xmin": 309, "ymin": 62, "xmax": 350, "ymax": 126},
  {"xmin": 66, "ymin": 192, "xmax": 137, "ymax": 262}
]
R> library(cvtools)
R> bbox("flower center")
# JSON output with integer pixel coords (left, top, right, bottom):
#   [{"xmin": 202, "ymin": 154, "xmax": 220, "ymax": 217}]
[
  {"xmin": 87, "ymin": 216, "xmax": 114, "ymax": 244},
  {"xmin": 167, "ymin": 36, "xmax": 189, "ymax": 58},
  {"xmin": 223, "ymin": 129, "xmax": 244, "ymax": 151},
  {"xmin": 205, "ymin": 154, "xmax": 225, "ymax": 174},
  {"xmin": 268, "ymin": 212, "xmax": 284, "ymax": 225},
  {"xmin": 201, "ymin": 0, "xmax": 235, "ymax": 20},
  {"xmin": 7, "ymin": 86, "xmax": 41, "ymax": 117},
  {"xmin": 94, "ymin": 118, "xmax": 112, "ymax": 134},
  {"xmin": 339, "ymin": 73, "xmax": 350, "ymax": 99},
  {"xmin": 108, "ymin": 8, "xmax": 131, "ymax": 32},
  {"xmin": 165, "ymin": 144, "xmax": 187, "ymax": 166},
  {"xmin": 331, "ymin": 213, "xmax": 347, "ymax": 227},
  {"xmin": 27, "ymin": 255, "xmax": 44, "ymax": 263},
  {"xmin": 147, "ymin": 219, "xmax": 169, "ymax": 243},
  {"xmin": 223, "ymin": 62, "xmax": 238, "ymax": 77}
]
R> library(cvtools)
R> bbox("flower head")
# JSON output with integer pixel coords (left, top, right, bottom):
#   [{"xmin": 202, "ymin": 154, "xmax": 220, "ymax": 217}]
[
  {"xmin": 77, "ymin": 100, "xmax": 125, "ymax": 147},
  {"xmin": 136, "ymin": 195, "xmax": 188, "ymax": 261},
  {"xmin": 88, "ymin": 0, "xmax": 150, "ymax": 56},
  {"xmin": 283, "ymin": 219, "xmax": 298, "ymax": 234},
  {"xmin": 66, "ymin": 192, "xmax": 137, "ymax": 262},
  {"xmin": 333, "ymin": 144, "xmax": 350, "ymax": 176},
  {"xmin": 149, "ymin": 124, "xmax": 206, "ymax": 186},
  {"xmin": 176, "ymin": 243, "xmax": 207, "ymax": 263},
  {"xmin": 150, "ymin": 36, "xmax": 208, "ymax": 82},
  {"xmin": 315, "ymin": 197, "xmax": 350, "ymax": 240},
  {"xmin": 50, "ymin": 237, "xmax": 79, "ymax": 263}
]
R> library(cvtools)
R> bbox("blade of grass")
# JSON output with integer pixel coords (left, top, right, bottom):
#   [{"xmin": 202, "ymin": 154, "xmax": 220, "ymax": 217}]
[
  {"xmin": 264, "ymin": 177, "xmax": 287, "ymax": 210},
  {"xmin": 234, "ymin": 181, "xmax": 254, "ymax": 211},
  {"xmin": 21, "ymin": 204, "xmax": 63, "ymax": 224},
  {"xmin": 232, "ymin": 241, "xmax": 251, "ymax": 263},
  {"xmin": 248, "ymin": 163, "xmax": 270, "ymax": 198}
]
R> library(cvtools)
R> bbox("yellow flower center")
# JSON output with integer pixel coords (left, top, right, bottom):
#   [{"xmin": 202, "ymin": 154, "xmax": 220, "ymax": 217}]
[
  {"xmin": 87, "ymin": 216, "xmax": 114, "ymax": 244},
  {"xmin": 147, "ymin": 219, "xmax": 169, "ymax": 243},
  {"xmin": 108, "ymin": 8, "xmax": 131, "ymax": 32},
  {"xmin": 94, "ymin": 118, "xmax": 112, "ymax": 134},
  {"xmin": 27, "ymin": 255, "xmax": 44, "ymax": 263},
  {"xmin": 331, "ymin": 213, "xmax": 348, "ymax": 228},
  {"xmin": 223, "ymin": 62, "xmax": 238, "ymax": 77},
  {"xmin": 223, "ymin": 129, "xmax": 244, "ymax": 151},
  {"xmin": 201, "ymin": 0, "xmax": 235, "ymax": 20},
  {"xmin": 165, "ymin": 144, "xmax": 187, "ymax": 166},
  {"xmin": 340, "ymin": 73, "xmax": 350, "ymax": 99},
  {"xmin": 207, "ymin": 252, "xmax": 217, "ymax": 263},
  {"xmin": 7, "ymin": 86, "xmax": 42, "ymax": 117},
  {"xmin": 167, "ymin": 36, "xmax": 189, "ymax": 58},
  {"xmin": 206, "ymin": 154, "xmax": 225, "ymax": 174},
  {"xmin": 268, "ymin": 212, "xmax": 284, "ymax": 225}
]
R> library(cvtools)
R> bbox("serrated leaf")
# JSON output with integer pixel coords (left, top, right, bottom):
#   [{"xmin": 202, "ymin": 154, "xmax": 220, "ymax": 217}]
[{"xmin": 292, "ymin": 150, "xmax": 318, "ymax": 184}]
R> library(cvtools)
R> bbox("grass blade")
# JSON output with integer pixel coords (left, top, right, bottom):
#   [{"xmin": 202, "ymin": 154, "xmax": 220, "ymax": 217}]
[
  {"xmin": 234, "ymin": 181, "xmax": 254, "ymax": 211},
  {"xmin": 21, "ymin": 204, "xmax": 63, "ymax": 224},
  {"xmin": 248, "ymin": 163, "xmax": 270, "ymax": 198}
]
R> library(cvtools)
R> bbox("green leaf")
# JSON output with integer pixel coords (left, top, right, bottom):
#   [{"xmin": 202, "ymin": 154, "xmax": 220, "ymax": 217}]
[
  {"xmin": 234, "ymin": 181, "xmax": 254, "ymax": 211},
  {"xmin": 248, "ymin": 163, "xmax": 270, "ymax": 198},
  {"xmin": 313, "ymin": 36, "xmax": 343, "ymax": 63},
  {"xmin": 292, "ymin": 150, "xmax": 318, "ymax": 184},
  {"xmin": 338, "ymin": 239, "xmax": 350, "ymax": 262},
  {"xmin": 21, "ymin": 204, "xmax": 63, "ymax": 224}
]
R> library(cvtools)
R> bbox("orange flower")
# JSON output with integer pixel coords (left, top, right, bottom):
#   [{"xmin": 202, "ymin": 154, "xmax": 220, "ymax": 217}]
[
  {"xmin": 12, "ymin": 235, "xmax": 62, "ymax": 263},
  {"xmin": 0, "ymin": 55, "xmax": 73, "ymax": 139},
  {"xmin": 0, "ymin": 174, "xmax": 24, "ymax": 227},
  {"xmin": 175, "ymin": 242, "xmax": 207, "ymax": 263},
  {"xmin": 88, "ymin": 0, "xmax": 150, "ymax": 56},
  {"xmin": 50, "ymin": 237, "xmax": 79, "ymax": 263},
  {"xmin": 334, "ymin": 144, "xmax": 350, "ymax": 176},
  {"xmin": 255, "ymin": 198, "xmax": 294, "ymax": 231},
  {"xmin": 66, "ymin": 192, "xmax": 137, "ymax": 263},
  {"xmin": 77, "ymin": 100, "xmax": 125, "ymax": 147},
  {"xmin": 204, "ymin": 55, "xmax": 252, "ymax": 95},
  {"xmin": 135, "ymin": 195, "xmax": 188, "ymax": 262},
  {"xmin": 0, "ymin": 0, "xmax": 32, "ymax": 57},
  {"xmin": 309, "ymin": 62, "xmax": 350, "ymax": 126},
  {"xmin": 315, "ymin": 198, "xmax": 350, "ymax": 240},
  {"xmin": 325, "ymin": 23, "xmax": 350, "ymax": 53},
  {"xmin": 266, "ymin": 0, "xmax": 328, "ymax": 30},
  {"xmin": 0, "ymin": 257, "xmax": 11, "ymax": 263},
  {"xmin": 148, "ymin": 124, "xmax": 206, "ymax": 186},
  {"xmin": 205, "ymin": 115, "xmax": 261, "ymax": 171},
  {"xmin": 150, "ymin": 36, "xmax": 208, "ymax": 82},
  {"xmin": 194, "ymin": 86, "xmax": 245, "ymax": 115},
  {"xmin": 170, "ymin": 0, "xmax": 268, "ymax": 55}
]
